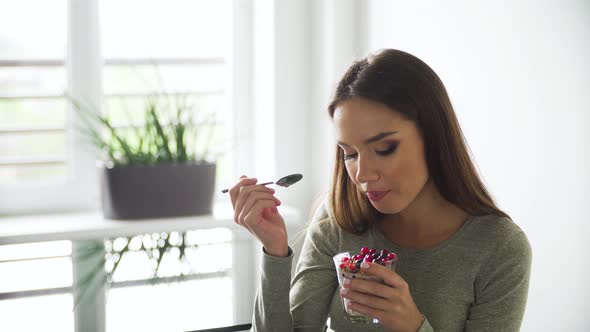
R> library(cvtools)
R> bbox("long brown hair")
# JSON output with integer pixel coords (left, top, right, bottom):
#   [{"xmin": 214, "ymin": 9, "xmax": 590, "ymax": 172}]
[{"xmin": 327, "ymin": 49, "xmax": 509, "ymax": 233}]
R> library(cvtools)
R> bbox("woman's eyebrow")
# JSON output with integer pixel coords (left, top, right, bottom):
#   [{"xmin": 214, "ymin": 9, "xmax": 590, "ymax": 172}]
[{"xmin": 338, "ymin": 131, "xmax": 398, "ymax": 147}]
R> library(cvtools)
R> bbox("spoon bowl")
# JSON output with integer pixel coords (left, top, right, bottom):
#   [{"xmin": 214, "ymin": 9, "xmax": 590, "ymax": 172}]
[
  {"xmin": 221, "ymin": 173, "xmax": 303, "ymax": 193},
  {"xmin": 275, "ymin": 173, "xmax": 303, "ymax": 187}
]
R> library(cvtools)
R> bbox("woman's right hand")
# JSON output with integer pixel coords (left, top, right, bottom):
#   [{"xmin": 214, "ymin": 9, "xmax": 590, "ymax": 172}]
[{"xmin": 229, "ymin": 176, "xmax": 289, "ymax": 257}]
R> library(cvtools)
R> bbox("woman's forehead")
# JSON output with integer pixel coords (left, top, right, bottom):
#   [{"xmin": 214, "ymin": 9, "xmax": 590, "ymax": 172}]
[
  {"xmin": 333, "ymin": 98, "xmax": 406, "ymax": 124},
  {"xmin": 336, "ymin": 130, "xmax": 400, "ymax": 147},
  {"xmin": 333, "ymin": 99, "xmax": 409, "ymax": 141}
]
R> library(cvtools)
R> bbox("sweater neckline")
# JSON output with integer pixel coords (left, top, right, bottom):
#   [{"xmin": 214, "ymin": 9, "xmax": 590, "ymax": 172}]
[{"xmin": 370, "ymin": 214, "xmax": 477, "ymax": 255}]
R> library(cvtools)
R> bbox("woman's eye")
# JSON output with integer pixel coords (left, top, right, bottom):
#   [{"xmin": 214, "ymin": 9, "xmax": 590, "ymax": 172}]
[
  {"xmin": 343, "ymin": 153, "xmax": 357, "ymax": 161},
  {"xmin": 376, "ymin": 143, "xmax": 398, "ymax": 156}
]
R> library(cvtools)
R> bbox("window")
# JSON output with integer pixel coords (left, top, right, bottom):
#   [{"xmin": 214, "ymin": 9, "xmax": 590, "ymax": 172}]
[
  {"xmin": 105, "ymin": 229, "xmax": 233, "ymax": 331},
  {"xmin": 0, "ymin": 241, "xmax": 74, "ymax": 332},
  {"xmin": 0, "ymin": 228, "xmax": 235, "ymax": 332},
  {"xmin": 96, "ymin": 2, "xmax": 237, "ymax": 329},
  {"xmin": 0, "ymin": 0, "xmax": 240, "ymax": 215},
  {"xmin": 0, "ymin": 0, "xmax": 73, "ymax": 214},
  {"xmin": 0, "ymin": 0, "xmax": 252, "ymax": 331},
  {"xmin": 99, "ymin": 0, "xmax": 234, "ymax": 186}
]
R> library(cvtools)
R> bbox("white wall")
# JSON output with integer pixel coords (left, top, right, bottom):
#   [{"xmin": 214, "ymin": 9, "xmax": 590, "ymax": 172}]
[
  {"xmin": 365, "ymin": 0, "xmax": 590, "ymax": 330},
  {"xmin": 250, "ymin": 0, "xmax": 313, "ymax": 213},
  {"xmin": 308, "ymin": 0, "xmax": 370, "ymax": 205}
]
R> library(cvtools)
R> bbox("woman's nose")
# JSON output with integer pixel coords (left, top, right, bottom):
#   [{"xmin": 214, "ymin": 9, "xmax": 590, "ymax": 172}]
[{"xmin": 355, "ymin": 155, "xmax": 379, "ymax": 184}]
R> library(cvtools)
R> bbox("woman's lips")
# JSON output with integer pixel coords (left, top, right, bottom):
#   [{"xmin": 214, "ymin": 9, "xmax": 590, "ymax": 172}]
[{"xmin": 366, "ymin": 191, "xmax": 390, "ymax": 202}]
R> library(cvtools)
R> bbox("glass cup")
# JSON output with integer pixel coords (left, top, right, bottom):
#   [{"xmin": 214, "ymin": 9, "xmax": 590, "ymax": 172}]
[{"xmin": 333, "ymin": 251, "xmax": 398, "ymax": 324}]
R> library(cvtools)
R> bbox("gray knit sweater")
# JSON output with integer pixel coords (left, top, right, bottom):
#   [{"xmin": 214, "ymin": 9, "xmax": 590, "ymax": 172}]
[{"xmin": 252, "ymin": 204, "xmax": 532, "ymax": 331}]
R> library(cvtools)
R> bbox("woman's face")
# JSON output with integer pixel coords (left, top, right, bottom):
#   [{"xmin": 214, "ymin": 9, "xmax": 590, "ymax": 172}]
[{"xmin": 333, "ymin": 97, "xmax": 430, "ymax": 214}]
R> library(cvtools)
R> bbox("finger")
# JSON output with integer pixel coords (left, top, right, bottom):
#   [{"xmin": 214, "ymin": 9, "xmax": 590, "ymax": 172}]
[
  {"xmin": 229, "ymin": 177, "xmax": 257, "ymax": 209},
  {"xmin": 241, "ymin": 190, "xmax": 281, "ymax": 212},
  {"xmin": 233, "ymin": 184, "xmax": 276, "ymax": 224},
  {"xmin": 342, "ymin": 277, "xmax": 398, "ymax": 300},
  {"xmin": 231, "ymin": 177, "xmax": 258, "ymax": 222},
  {"xmin": 232, "ymin": 180, "xmax": 270, "ymax": 221},
  {"xmin": 237, "ymin": 191, "xmax": 281, "ymax": 225},
  {"xmin": 340, "ymin": 287, "xmax": 392, "ymax": 311},
  {"xmin": 359, "ymin": 261, "xmax": 407, "ymax": 290},
  {"xmin": 241, "ymin": 199, "xmax": 280, "ymax": 230},
  {"xmin": 346, "ymin": 301, "xmax": 385, "ymax": 323}
]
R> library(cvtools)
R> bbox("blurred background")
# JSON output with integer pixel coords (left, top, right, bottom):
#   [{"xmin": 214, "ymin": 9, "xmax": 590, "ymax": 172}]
[{"xmin": 0, "ymin": 0, "xmax": 588, "ymax": 331}]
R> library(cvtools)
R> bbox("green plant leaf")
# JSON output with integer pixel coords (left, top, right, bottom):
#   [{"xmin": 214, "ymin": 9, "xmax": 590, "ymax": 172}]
[
  {"xmin": 146, "ymin": 98, "xmax": 173, "ymax": 162},
  {"xmin": 66, "ymin": 64, "xmax": 222, "ymax": 166}
]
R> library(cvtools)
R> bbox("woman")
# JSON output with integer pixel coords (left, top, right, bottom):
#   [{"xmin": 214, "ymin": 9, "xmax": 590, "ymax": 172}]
[{"xmin": 229, "ymin": 49, "xmax": 532, "ymax": 331}]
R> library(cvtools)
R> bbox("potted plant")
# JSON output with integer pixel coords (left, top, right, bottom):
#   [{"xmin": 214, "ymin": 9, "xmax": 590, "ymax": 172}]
[
  {"xmin": 71, "ymin": 92, "xmax": 218, "ymax": 219},
  {"xmin": 69, "ymin": 92, "xmax": 221, "ymax": 309}
]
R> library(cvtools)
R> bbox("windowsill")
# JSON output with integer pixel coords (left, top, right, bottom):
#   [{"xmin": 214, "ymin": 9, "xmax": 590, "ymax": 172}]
[{"xmin": 0, "ymin": 202, "xmax": 300, "ymax": 245}]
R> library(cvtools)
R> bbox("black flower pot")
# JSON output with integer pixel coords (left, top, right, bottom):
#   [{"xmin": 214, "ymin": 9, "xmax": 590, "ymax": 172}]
[{"xmin": 99, "ymin": 162, "xmax": 216, "ymax": 220}]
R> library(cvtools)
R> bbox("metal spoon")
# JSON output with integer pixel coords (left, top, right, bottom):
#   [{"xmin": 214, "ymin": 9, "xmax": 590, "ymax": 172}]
[{"xmin": 221, "ymin": 173, "xmax": 303, "ymax": 193}]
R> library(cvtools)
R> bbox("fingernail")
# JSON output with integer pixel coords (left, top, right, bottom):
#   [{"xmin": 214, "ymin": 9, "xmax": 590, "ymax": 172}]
[
  {"xmin": 271, "ymin": 207, "xmax": 278, "ymax": 213},
  {"xmin": 361, "ymin": 262, "xmax": 369, "ymax": 269},
  {"xmin": 343, "ymin": 278, "xmax": 351, "ymax": 286},
  {"xmin": 340, "ymin": 288, "xmax": 349, "ymax": 296}
]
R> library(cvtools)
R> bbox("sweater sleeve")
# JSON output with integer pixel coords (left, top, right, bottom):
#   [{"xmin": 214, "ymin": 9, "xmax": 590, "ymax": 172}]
[
  {"xmin": 252, "ymin": 246, "xmax": 295, "ymax": 332},
  {"xmin": 252, "ymin": 203, "xmax": 339, "ymax": 332},
  {"xmin": 289, "ymin": 206, "xmax": 339, "ymax": 331},
  {"xmin": 465, "ymin": 230, "xmax": 532, "ymax": 331}
]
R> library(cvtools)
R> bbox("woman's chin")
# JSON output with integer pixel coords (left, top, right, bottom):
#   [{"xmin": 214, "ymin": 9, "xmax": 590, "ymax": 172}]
[{"xmin": 370, "ymin": 200, "xmax": 404, "ymax": 215}]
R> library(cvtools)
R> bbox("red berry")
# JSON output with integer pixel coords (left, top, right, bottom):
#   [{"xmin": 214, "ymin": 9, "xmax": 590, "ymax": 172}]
[
  {"xmin": 348, "ymin": 263, "xmax": 355, "ymax": 270},
  {"xmin": 360, "ymin": 247, "xmax": 370, "ymax": 255},
  {"xmin": 339, "ymin": 263, "xmax": 347, "ymax": 269},
  {"xmin": 355, "ymin": 247, "xmax": 397, "ymax": 268},
  {"xmin": 342, "ymin": 257, "xmax": 350, "ymax": 263}
]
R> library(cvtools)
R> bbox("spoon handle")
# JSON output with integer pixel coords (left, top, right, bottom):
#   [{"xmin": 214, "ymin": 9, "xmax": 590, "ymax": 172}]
[{"xmin": 220, "ymin": 181, "xmax": 274, "ymax": 194}]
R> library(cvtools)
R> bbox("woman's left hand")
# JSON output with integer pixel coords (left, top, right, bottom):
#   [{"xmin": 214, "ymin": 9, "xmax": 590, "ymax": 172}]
[{"xmin": 340, "ymin": 261, "xmax": 425, "ymax": 332}]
